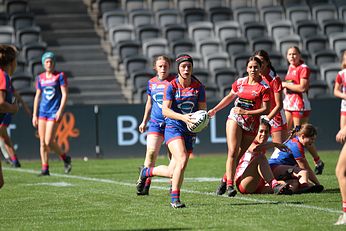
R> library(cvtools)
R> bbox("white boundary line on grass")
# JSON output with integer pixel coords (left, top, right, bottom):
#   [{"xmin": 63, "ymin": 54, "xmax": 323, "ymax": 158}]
[{"xmin": 4, "ymin": 167, "xmax": 342, "ymax": 214}]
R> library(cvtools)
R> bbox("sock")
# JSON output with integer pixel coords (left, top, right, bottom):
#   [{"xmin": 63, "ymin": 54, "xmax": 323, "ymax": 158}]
[
  {"xmin": 343, "ymin": 201, "xmax": 346, "ymax": 213},
  {"xmin": 59, "ymin": 153, "xmax": 67, "ymax": 161},
  {"xmin": 171, "ymin": 190, "xmax": 180, "ymax": 203},
  {"xmin": 42, "ymin": 163, "xmax": 49, "ymax": 172},
  {"xmin": 10, "ymin": 155, "xmax": 18, "ymax": 161},
  {"xmin": 145, "ymin": 178, "xmax": 151, "ymax": 187},
  {"xmin": 226, "ymin": 179, "xmax": 233, "ymax": 187},
  {"xmin": 313, "ymin": 157, "xmax": 320, "ymax": 165},
  {"xmin": 222, "ymin": 173, "xmax": 227, "ymax": 183},
  {"xmin": 141, "ymin": 167, "xmax": 153, "ymax": 177},
  {"xmin": 270, "ymin": 179, "xmax": 279, "ymax": 189}
]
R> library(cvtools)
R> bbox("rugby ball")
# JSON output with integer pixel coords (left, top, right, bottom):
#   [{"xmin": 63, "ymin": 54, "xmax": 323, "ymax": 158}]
[{"xmin": 187, "ymin": 110, "xmax": 209, "ymax": 133}]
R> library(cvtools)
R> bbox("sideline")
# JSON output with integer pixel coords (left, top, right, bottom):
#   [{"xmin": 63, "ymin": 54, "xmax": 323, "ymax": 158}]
[{"xmin": 4, "ymin": 167, "xmax": 341, "ymax": 214}]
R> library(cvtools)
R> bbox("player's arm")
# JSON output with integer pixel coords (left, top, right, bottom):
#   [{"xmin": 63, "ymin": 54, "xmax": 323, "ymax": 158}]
[
  {"xmin": 139, "ymin": 95, "xmax": 152, "ymax": 133},
  {"xmin": 162, "ymin": 99, "xmax": 193, "ymax": 125},
  {"xmin": 0, "ymin": 90, "xmax": 18, "ymax": 114},
  {"xmin": 208, "ymin": 90, "xmax": 236, "ymax": 117},
  {"xmin": 282, "ymin": 78, "xmax": 309, "ymax": 93},
  {"xmin": 267, "ymin": 91, "xmax": 283, "ymax": 121},
  {"xmin": 55, "ymin": 85, "xmax": 67, "ymax": 121},
  {"xmin": 334, "ymin": 81, "xmax": 346, "ymax": 100},
  {"xmin": 32, "ymin": 88, "xmax": 41, "ymax": 127},
  {"xmin": 13, "ymin": 90, "xmax": 31, "ymax": 116},
  {"xmin": 296, "ymin": 157, "xmax": 320, "ymax": 185},
  {"xmin": 254, "ymin": 142, "xmax": 290, "ymax": 153}
]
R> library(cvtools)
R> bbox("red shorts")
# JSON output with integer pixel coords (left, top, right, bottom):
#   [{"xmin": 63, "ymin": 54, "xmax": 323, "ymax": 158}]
[
  {"xmin": 287, "ymin": 110, "xmax": 310, "ymax": 119},
  {"xmin": 271, "ymin": 123, "xmax": 288, "ymax": 133},
  {"xmin": 341, "ymin": 112, "xmax": 346, "ymax": 116}
]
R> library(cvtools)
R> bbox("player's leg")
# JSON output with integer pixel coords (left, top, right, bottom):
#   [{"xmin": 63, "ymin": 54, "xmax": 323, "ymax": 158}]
[
  {"xmin": 335, "ymin": 142, "xmax": 346, "ymax": 225},
  {"xmin": 0, "ymin": 128, "xmax": 20, "ymax": 167},
  {"xmin": 271, "ymin": 128, "xmax": 288, "ymax": 144},
  {"xmin": 237, "ymin": 155, "xmax": 265, "ymax": 194},
  {"xmin": 38, "ymin": 119, "xmax": 49, "ymax": 176},
  {"xmin": 0, "ymin": 160, "xmax": 4, "ymax": 189},
  {"xmin": 285, "ymin": 111, "xmax": 293, "ymax": 130}
]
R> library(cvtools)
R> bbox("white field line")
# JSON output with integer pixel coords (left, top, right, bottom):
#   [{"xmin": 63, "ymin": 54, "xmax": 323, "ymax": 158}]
[{"xmin": 4, "ymin": 167, "xmax": 342, "ymax": 214}]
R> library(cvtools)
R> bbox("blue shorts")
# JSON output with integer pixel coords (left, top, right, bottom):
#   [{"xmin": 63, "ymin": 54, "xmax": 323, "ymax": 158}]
[
  {"xmin": 164, "ymin": 126, "xmax": 196, "ymax": 153},
  {"xmin": 0, "ymin": 113, "xmax": 11, "ymax": 127},
  {"xmin": 38, "ymin": 111, "xmax": 57, "ymax": 121},
  {"xmin": 147, "ymin": 121, "xmax": 165, "ymax": 136}
]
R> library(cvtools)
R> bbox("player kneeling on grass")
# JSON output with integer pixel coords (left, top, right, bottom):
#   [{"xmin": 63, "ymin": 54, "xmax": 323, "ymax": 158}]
[
  {"xmin": 234, "ymin": 121, "xmax": 292, "ymax": 194},
  {"xmin": 268, "ymin": 123, "xmax": 324, "ymax": 194}
]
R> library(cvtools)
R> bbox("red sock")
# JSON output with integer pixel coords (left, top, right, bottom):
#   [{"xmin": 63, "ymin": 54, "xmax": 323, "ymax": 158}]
[
  {"xmin": 10, "ymin": 155, "xmax": 18, "ymax": 161},
  {"xmin": 270, "ymin": 179, "xmax": 279, "ymax": 189},
  {"xmin": 222, "ymin": 173, "xmax": 227, "ymax": 182},
  {"xmin": 59, "ymin": 153, "xmax": 67, "ymax": 161},
  {"xmin": 145, "ymin": 178, "xmax": 151, "ymax": 187},
  {"xmin": 42, "ymin": 163, "xmax": 49, "ymax": 171},
  {"xmin": 226, "ymin": 179, "xmax": 233, "ymax": 187},
  {"xmin": 343, "ymin": 201, "xmax": 346, "ymax": 213},
  {"xmin": 313, "ymin": 157, "xmax": 320, "ymax": 164}
]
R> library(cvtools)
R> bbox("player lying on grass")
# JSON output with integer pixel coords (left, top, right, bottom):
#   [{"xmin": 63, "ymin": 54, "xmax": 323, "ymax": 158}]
[{"xmin": 268, "ymin": 123, "xmax": 324, "ymax": 194}]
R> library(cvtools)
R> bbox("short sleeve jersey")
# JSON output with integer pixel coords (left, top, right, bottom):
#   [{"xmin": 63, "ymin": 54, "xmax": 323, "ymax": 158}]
[
  {"xmin": 147, "ymin": 74, "xmax": 175, "ymax": 123},
  {"xmin": 335, "ymin": 69, "xmax": 346, "ymax": 112},
  {"xmin": 262, "ymin": 70, "xmax": 287, "ymax": 126},
  {"xmin": 0, "ymin": 69, "xmax": 14, "ymax": 120},
  {"xmin": 268, "ymin": 136, "xmax": 305, "ymax": 166},
  {"xmin": 283, "ymin": 63, "xmax": 311, "ymax": 111},
  {"xmin": 163, "ymin": 76, "xmax": 206, "ymax": 133},
  {"xmin": 231, "ymin": 76, "xmax": 270, "ymax": 122},
  {"xmin": 36, "ymin": 71, "xmax": 67, "ymax": 114}
]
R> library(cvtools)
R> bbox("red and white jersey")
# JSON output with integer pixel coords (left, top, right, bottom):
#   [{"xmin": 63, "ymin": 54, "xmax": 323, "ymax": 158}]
[
  {"xmin": 283, "ymin": 63, "xmax": 311, "ymax": 111},
  {"xmin": 235, "ymin": 146, "xmax": 266, "ymax": 181},
  {"xmin": 228, "ymin": 76, "xmax": 270, "ymax": 132},
  {"xmin": 335, "ymin": 69, "xmax": 346, "ymax": 112},
  {"xmin": 262, "ymin": 70, "xmax": 287, "ymax": 128}
]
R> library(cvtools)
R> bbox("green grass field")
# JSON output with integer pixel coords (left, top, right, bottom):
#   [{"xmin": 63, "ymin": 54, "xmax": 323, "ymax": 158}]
[{"xmin": 0, "ymin": 151, "xmax": 344, "ymax": 231}]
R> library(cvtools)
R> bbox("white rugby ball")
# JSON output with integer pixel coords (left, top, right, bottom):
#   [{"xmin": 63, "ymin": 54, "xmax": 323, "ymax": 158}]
[{"xmin": 187, "ymin": 110, "xmax": 209, "ymax": 133}]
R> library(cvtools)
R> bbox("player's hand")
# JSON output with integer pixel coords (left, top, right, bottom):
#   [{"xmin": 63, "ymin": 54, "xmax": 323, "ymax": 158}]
[
  {"xmin": 32, "ymin": 116, "xmax": 38, "ymax": 127},
  {"xmin": 138, "ymin": 122, "xmax": 146, "ymax": 133},
  {"xmin": 183, "ymin": 113, "xmax": 194, "ymax": 127},
  {"xmin": 207, "ymin": 109, "xmax": 216, "ymax": 118},
  {"xmin": 233, "ymin": 107, "xmax": 247, "ymax": 115},
  {"xmin": 336, "ymin": 127, "xmax": 346, "ymax": 143}
]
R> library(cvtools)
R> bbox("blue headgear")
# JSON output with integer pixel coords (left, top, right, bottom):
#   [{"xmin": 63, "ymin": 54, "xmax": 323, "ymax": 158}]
[{"xmin": 41, "ymin": 51, "xmax": 55, "ymax": 66}]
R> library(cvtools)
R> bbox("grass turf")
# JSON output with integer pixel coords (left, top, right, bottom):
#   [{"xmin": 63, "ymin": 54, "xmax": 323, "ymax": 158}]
[{"xmin": 0, "ymin": 151, "xmax": 344, "ymax": 230}]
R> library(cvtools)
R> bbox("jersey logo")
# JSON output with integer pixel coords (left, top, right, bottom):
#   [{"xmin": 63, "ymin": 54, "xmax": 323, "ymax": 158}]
[
  {"xmin": 177, "ymin": 101, "xmax": 195, "ymax": 114},
  {"xmin": 152, "ymin": 92, "xmax": 164, "ymax": 108},
  {"xmin": 44, "ymin": 86, "xmax": 55, "ymax": 100}
]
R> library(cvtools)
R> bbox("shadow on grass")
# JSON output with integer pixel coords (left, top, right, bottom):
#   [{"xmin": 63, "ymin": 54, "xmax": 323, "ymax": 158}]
[{"xmin": 321, "ymin": 188, "xmax": 340, "ymax": 194}]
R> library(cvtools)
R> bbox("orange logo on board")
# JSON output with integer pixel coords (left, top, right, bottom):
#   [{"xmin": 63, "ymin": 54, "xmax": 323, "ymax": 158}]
[{"xmin": 55, "ymin": 112, "xmax": 80, "ymax": 153}]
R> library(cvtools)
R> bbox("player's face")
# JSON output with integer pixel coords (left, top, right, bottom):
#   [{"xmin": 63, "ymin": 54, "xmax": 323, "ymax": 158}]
[
  {"xmin": 256, "ymin": 124, "xmax": 270, "ymax": 144},
  {"xmin": 178, "ymin": 61, "xmax": 193, "ymax": 79},
  {"xmin": 300, "ymin": 134, "xmax": 316, "ymax": 146},
  {"xmin": 44, "ymin": 59, "xmax": 54, "ymax": 72},
  {"xmin": 256, "ymin": 55, "xmax": 268, "ymax": 74},
  {"xmin": 286, "ymin": 48, "xmax": 301, "ymax": 66},
  {"xmin": 155, "ymin": 60, "xmax": 170, "ymax": 79},
  {"xmin": 246, "ymin": 60, "xmax": 261, "ymax": 79}
]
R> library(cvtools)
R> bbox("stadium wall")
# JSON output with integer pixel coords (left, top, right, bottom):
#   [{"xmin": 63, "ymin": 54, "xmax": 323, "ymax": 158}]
[{"xmin": 11, "ymin": 99, "xmax": 342, "ymax": 159}]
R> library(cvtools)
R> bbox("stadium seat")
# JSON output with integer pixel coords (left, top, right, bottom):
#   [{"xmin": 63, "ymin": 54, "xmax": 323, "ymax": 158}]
[
  {"xmin": 123, "ymin": 55, "xmax": 150, "ymax": 81},
  {"xmin": 205, "ymin": 85, "xmax": 220, "ymax": 100},
  {"xmin": 281, "ymin": 0, "xmax": 308, "ymax": 8},
  {"xmin": 204, "ymin": 52, "xmax": 231, "ymax": 74},
  {"xmin": 275, "ymin": 65, "xmax": 288, "ymax": 80},
  {"xmin": 28, "ymin": 58, "xmax": 43, "ymax": 77},
  {"xmin": 9, "ymin": 12, "xmax": 35, "ymax": 30},
  {"xmin": 148, "ymin": 0, "xmax": 174, "ymax": 11},
  {"xmin": 133, "ymin": 86, "xmax": 148, "ymax": 103},
  {"xmin": 163, "ymin": 23, "xmax": 187, "ymax": 42},
  {"xmin": 188, "ymin": 21, "xmax": 214, "ymax": 42},
  {"xmin": 223, "ymin": 37, "xmax": 249, "ymax": 56},
  {"xmin": 129, "ymin": 69, "xmax": 155, "ymax": 92},
  {"xmin": 193, "ymin": 68, "xmax": 211, "ymax": 85},
  {"xmin": 94, "ymin": 0, "xmax": 121, "ymax": 19},
  {"xmin": 109, "ymin": 24, "xmax": 135, "ymax": 47},
  {"xmin": 21, "ymin": 42, "xmax": 47, "ymax": 62},
  {"xmin": 319, "ymin": 62, "xmax": 340, "ymax": 83},
  {"xmin": 242, "ymin": 21, "xmax": 267, "ymax": 40},
  {"xmin": 11, "ymin": 71, "xmax": 33, "ymax": 91},
  {"xmin": 308, "ymin": 79, "xmax": 330, "ymax": 98},
  {"xmin": 306, "ymin": 0, "xmax": 330, "ymax": 7},
  {"xmin": 232, "ymin": 51, "xmax": 253, "ymax": 73},
  {"xmin": 136, "ymin": 24, "xmax": 161, "ymax": 42},
  {"xmin": 311, "ymin": 4, "xmax": 338, "ymax": 26},
  {"xmin": 14, "ymin": 59, "xmax": 26, "ymax": 74},
  {"xmin": 122, "ymin": 0, "xmax": 147, "ymax": 12},
  {"xmin": 212, "ymin": 67, "xmax": 238, "ymax": 89},
  {"xmin": 228, "ymin": 0, "xmax": 252, "ymax": 10},
  {"xmin": 303, "ymin": 34, "xmax": 328, "ymax": 54},
  {"xmin": 102, "ymin": 9, "xmax": 127, "ymax": 35},
  {"xmin": 155, "ymin": 9, "xmax": 182, "ymax": 27},
  {"xmin": 0, "ymin": 25, "xmax": 15, "ymax": 44},
  {"xmin": 310, "ymin": 49, "xmax": 338, "ymax": 66},
  {"xmin": 5, "ymin": 0, "xmax": 29, "ymax": 16},
  {"xmin": 321, "ymin": 19, "xmax": 346, "ymax": 35},
  {"xmin": 339, "ymin": 5, "xmax": 346, "ymax": 21},
  {"xmin": 260, "ymin": 6, "xmax": 285, "ymax": 24},
  {"xmin": 285, "ymin": 5, "xmax": 311, "ymax": 24},
  {"xmin": 129, "ymin": 9, "xmax": 154, "ymax": 27},
  {"xmin": 268, "ymin": 50, "xmax": 284, "ymax": 67},
  {"xmin": 293, "ymin": 19, "xmax": 320, "ymax": 39},
  {"xmin": 142, "ymin": 38, "xmax": 169, "ymax": 61},
  {"xmin": 174, "ymin": 0, "xmax": 200, "ymax": 11},
  {"xmin": 276, "ymin": 33, "xmax": 301, "ymax": 57},
  {"xmin": 188, "ymin": 51, "xmax": 204, "ymax": 68},
  {"xmin": 183, "ymin": 7, "xmax": 207, "ymax": 25},
  {"xmin": 254, "ymin": 0, "xmax": 280, "ymax": 9},
  {"xmin": 328, "ymin": 32, "xmax": 346, "ymax": 58},
  {"xmin": 268, "ymin": 20, "xmax": 293, "ymax": 41},
  {"xmin": 214, "ymin": 20, "xmax": 241, "ymax": 41},
  {"xmin": 16, "ymin": 26, "xmax": 42, "ymax": 48},
  {"xmin": 18, "ymin": 87, "xmax": 36, "ymax": 107},
  {"xmin": 115, "ymin": 40, "xmax": 142, "ymax": 62},
  {"xmin": 250, "ymin": 36, "xmax": 275, "ymax": 52},
  {"xmin": 233, "ymin": 7, "xmax": 259, "ymax": 25},
  {"xmin": 170, "ymin": 38, "xmax": 195, "ymax": 56},
  {"xmin": 202, "ymin": 0, "xmax": 227, "ymax": 10},
  {"xmin": 208, "ymin": 6, "xmax": 232, "ymax": 23},
  {"xmin": 197, "ymin": 38, "xmax": 222, "ymax": 57}
]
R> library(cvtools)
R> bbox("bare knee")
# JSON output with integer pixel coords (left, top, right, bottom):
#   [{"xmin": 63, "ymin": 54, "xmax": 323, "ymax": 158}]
[
  {"xmin": 145, "ymin": 148, "xmax": 157, "ymax": 167},
  {"xmin": 335, "ymin": 164, "xmax": 346, "ymax": 180}
]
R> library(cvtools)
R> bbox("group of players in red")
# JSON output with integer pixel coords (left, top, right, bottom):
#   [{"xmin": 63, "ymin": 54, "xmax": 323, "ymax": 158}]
[{"xmin": 135, "ymin": 49, "xmax": 346, "ymax": 225}]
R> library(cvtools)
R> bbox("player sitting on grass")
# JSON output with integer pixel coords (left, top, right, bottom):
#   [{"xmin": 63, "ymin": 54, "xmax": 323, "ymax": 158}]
[{"xmin": 268, "ymin": 123, "xmax": 324, "ymax": 194}]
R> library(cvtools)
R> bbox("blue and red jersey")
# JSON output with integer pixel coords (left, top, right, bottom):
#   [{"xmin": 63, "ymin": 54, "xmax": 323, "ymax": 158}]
[
  {"xmin": 36, "ymin": 71, "xmax": 67, "ymax": 114},
  {"xmin": 163, "ymin": 76, "xmax": 206, "ymax": 133},
  {"xmin": 0, "ymin": 69, "xmax": 14, "ymax": 121},
  {"xmin": 147, "ymin": 74, "xmax": 175, "ymax": 123},
  {"xmin": 268, "ymin": 136, "xmax": 305, "ymax": 166}
]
